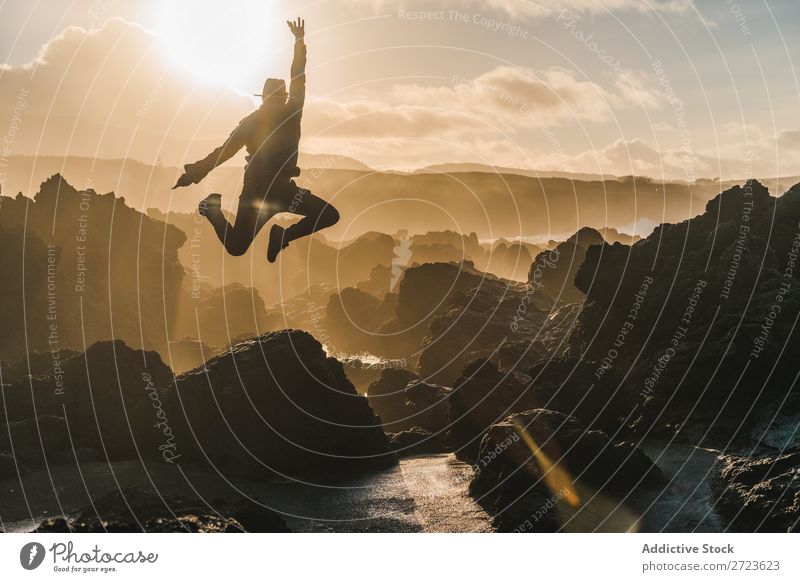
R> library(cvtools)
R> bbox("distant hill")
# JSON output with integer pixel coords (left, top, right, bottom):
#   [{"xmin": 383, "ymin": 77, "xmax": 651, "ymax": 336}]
[
  {"xmin": 416, "ymin": 163, "xmax": 619, "ymax": 182},
  {"xmin": 2, "ymin": 155, "xmax": 772, "ymax": 241},
  {"xmin": 0, "ymin": 154, "xmax": 371, "ymax": 200}
]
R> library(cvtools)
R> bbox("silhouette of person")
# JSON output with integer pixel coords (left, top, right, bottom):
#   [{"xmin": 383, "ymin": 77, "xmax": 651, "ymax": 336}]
[{"xmin": 173, "ymin": 18, "xmax": 339, "ymax": 262}]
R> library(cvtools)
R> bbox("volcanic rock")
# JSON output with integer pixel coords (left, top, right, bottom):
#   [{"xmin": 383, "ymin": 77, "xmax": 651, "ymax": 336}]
[
  {"xmin": 367, "ymin": 368, "xmax": 420, "ymax": 430},
  {"xmin": 167, "ymin": 330, "xmax": 393, "ymax": 478},
  {"xmin": 385, "ymin": 261, "xmax": 561, "ymax": 386},
  {"xmin": 447, "ymin": 360, "xmax": 537, "ymax": 461},
  {"xmin": 388, "ymin": 427, "xmax": 447, "ymax": 456},
  {"xmin": 569, "ymin": 180, "xmax": 800, "ymax": 437},
  {"xmin": 528, "ymin": 227, "xmax": 604, "ymax": 306},
  {"xmin": 470, "ymin": 409, "xmax": 663, "ymax": 532}
]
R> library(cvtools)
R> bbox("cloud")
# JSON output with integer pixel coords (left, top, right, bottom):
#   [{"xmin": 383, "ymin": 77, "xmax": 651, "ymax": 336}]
[
  {"xmin": 389, "ymin": 66, "xmax": 660, "ymax": 128},
  {"xmin": 2, "ymin": 17, "xmax": 646, "ymax": 167},
  {"xmin": 349, "ymin": 0, "xmax": 694, "ymax": 19},
  {"xmin": 564, "ymin": 137, "xmax": 708, "ymax": 178},
  {"xmin": 535, "ymin": 130, "xmax": 800, "ymax": 182},
  {"xmin": 777, "ymin": 129, "xmax": 800, "ymax": 150},
  {"xmin": 0, "ymin": 18, "xmax": 253, "ymax": 164},
  {"xmin": 2, "ymin": 15, "xmax": 786, "ymax": 181},
  {"xmin": 303, "ymin": 96, "xmax": 490, "ymax": 139}
]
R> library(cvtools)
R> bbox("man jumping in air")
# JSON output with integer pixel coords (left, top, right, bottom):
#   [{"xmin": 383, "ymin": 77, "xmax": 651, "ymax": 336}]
[{"xmin": 173, "ymin": 18, "xmax": 339, "ymax": 262}]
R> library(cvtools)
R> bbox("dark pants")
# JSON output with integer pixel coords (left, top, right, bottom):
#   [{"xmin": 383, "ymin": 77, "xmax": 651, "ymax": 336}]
[{"xmin": 204, "ymin": 176, "xmax": 339, "ymax": 257}]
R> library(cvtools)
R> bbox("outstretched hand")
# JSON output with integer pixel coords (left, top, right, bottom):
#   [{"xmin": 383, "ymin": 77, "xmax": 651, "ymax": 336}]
[
  {"xmin": 287, "ymin": 17, "xmax": 304, "ymax": 41},
  {"xmin": 172, "ymin": 164, "xmax": 202, "ymax": 189}
]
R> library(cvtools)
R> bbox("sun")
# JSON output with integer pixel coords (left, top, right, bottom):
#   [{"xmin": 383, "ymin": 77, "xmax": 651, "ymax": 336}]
[{"xmin": 157, "ymin": 0, "xmax": 283, "ymax": 91}]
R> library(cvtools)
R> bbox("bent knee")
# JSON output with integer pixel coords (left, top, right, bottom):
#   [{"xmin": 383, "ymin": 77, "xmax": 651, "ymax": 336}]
[
  {"xmin": 225, "ymin": 241, "xmax": 250, "ymax": 257},
  {"xmin": 321, "ymin": 205, "xmax": 340, "ymax": 227}
]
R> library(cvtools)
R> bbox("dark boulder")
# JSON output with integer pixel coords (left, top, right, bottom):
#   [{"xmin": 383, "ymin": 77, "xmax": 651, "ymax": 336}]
[
  {"xmin": 1, "ymin": 340, "xmax": 174, "ymax": 462},
  {"xmin": 470, "ymin": 409, "xmax": 663, "ymax": 532},
  {"xmin": 63, "ymin": 341, "xmax": 174, "ymax": 461},
  {"xmin": 447, "ymin": 360, "xmax": 537, "ymax": 462},
  {"xmin": 388, "ymin": 427, "xmax": 447, "ymax": 456},
  {"xmin": 167, "ymin": 330, "xmax": 394, "ymax": 479},
  {"xmin": 367, "ymin": 368, "xmax": 420, "ymax": 430},
  {"xmin": 527, "ymin": 358, "xmax": 633, "ymax": 433},
  {"xmin": 380, "ymin": 261, "xmax": 560, "ymax": 385},
  {"xmin": 405, "ymin": 380, "xmax": 451, "ymax": 433}
]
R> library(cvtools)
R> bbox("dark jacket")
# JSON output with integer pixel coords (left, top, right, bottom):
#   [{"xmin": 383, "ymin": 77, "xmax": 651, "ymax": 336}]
[{"xmin": 191, "ymin": 39, "xmax": 307, "ymax": 185}]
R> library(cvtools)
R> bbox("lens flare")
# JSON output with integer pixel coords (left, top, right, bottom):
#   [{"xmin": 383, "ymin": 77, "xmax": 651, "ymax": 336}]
[{"xmin": 513, "ymin": 419, "xmax": 581, "ymax": 508}]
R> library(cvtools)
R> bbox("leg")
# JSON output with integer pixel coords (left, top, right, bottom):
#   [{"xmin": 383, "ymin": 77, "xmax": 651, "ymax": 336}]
[
  {"xmin": 202, "ymin": 194, "xmax": 273, "ymax": 257},
  {"xmin": 283, "ymin": 185, "xmax": 340, "ymax": 244},
  {"xmin": 266, "ymin": 184, "xmax": 340, "ymax": 262}
]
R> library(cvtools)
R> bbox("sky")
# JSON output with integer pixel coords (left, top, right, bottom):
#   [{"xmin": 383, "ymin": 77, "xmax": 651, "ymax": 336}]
[{"xmin": 1, "ymin": 0, "xmax": 799, "ymax": 180}]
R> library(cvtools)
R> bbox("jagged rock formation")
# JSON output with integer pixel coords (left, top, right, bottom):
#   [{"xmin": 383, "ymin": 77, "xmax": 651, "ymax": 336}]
[
  {"xmin": 382, "ymin": 261, "xmax": 566, "ymax": 386},
  {"xmin": 35, "ymin": 487, "xmax": 289, "ymax": 532},
  {"xmin": 469, "ymin": 409, "xmax": 663, "ymax": 532},
  {"xmin": 366, "ymin": 368, "xmax": 449, "ymax": 432},
  {"xmin": 1, "ymin": 340, "xmax": 173, "ymax": 463},
  {"xmin": 526, "ymin": 358, "xmax": 631, "ymax": 433},
  {"xmin": 488, "ymin": 241, "xmax": 537, "ymax": 281},
  {"xmin": 167, "ymin": 330, "xmax": 393, "ymax": 478},
  {"xmin": 528, "ymin": 226, "xmax": 605, "ymax": 306},
  {"xmin": 0, "ymin": 175, "xmax": 185, "ymax": 364},
  {"xmin": 0, "ymin": 225, "xmax": 54, "ymax": 363},
  {"xmin": 598, "ymin": 227, "xmax": 640, "ymax": 246},
  {"xmin": 569, "ymin": 180, "xmax": 800, "ymax": 437},
  {"xmin": 356, "ymin": 264, "xmax": 395, "ymax": 297}
]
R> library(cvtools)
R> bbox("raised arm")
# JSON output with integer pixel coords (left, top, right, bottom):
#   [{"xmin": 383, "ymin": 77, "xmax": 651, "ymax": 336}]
[{"xmin": 287, "ymin": 18, "xmax": 306, "ymax": 111}]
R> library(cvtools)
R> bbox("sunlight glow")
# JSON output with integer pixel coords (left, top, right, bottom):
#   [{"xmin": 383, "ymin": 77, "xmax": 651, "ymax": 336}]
[{"xmin": 157, "ymin": 0, "xmax": 283, "ymax": 91}]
